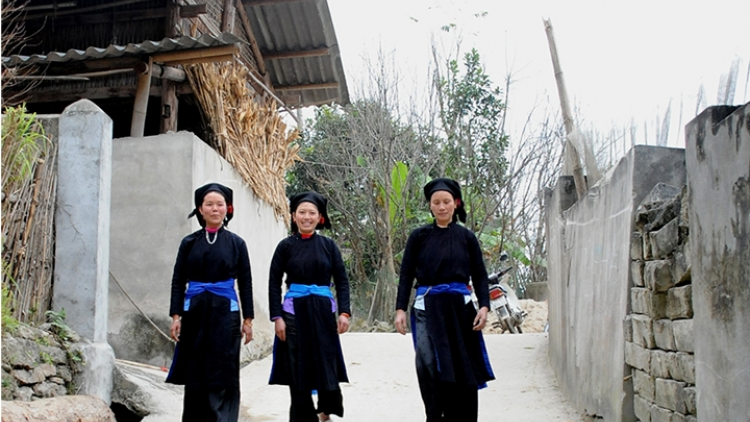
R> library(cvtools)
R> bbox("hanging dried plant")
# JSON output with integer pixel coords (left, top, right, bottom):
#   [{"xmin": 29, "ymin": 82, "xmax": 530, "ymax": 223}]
[{"xmin": 185, "ymin": 60, "xmax": 300, "ymax": 224}]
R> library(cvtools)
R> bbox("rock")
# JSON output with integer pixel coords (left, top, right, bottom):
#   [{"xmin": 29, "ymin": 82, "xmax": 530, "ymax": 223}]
[
  {"xmin": 1, "ymin": 395, "xmax": 116, "ymax": 422},
  {"xmin": 12, "ymin": 368, "xmax": 45, "ymax": 385},
  {"xmin": 33, "ymin": 380, "xmax": 68, "ymax": 398}
]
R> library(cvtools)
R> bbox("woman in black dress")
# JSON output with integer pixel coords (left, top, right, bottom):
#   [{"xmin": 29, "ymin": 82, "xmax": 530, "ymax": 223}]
[
  {"xmin": 268, "ymin": 191, "xmax": 350, "ymax": 422},
  {"xmin": 167, "ymin": 183, "xmax": 254, "ymax": 422},
  {"xmin": 394, "ymin": 178, "xmax": 495, "ymax": 422}
]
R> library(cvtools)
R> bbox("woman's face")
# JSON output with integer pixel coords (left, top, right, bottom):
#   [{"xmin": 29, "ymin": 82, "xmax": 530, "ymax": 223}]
[
  {"xmin": 199, "ymin": 191, "xmax": 227, "ymax": 229},
  {"xmin": 293, "ymin": 202, "xmax": 320, "ymax": 234},
  {"xmin": 430, "ymin": 190, "xmax": 456, "ymax": 227}
]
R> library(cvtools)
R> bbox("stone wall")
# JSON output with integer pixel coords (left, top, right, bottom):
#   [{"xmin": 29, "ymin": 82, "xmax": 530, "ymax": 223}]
[
  {"xmin": 1, "ymin": 324, "xmax": 83, "ymax": 401},
  {"xmin": 626, "ymin": 183, "xmax": 696, "ymax": 422}
]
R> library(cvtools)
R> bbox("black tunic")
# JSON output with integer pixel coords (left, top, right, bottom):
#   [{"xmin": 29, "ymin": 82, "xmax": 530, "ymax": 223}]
[
  {"xmin": 268, "ymin": 233, "xmax": 350, "ymax": 391},
  {"xmin": 166, "ymin": 227, "xmax": 253, "ymax": 389},
  {"xmin": 397, "ymin": 221, "xmax": 495, "ymax": 390},
  {"xmin": 396, "ymin": 222, "xmax": 490, "ymax": 311}
]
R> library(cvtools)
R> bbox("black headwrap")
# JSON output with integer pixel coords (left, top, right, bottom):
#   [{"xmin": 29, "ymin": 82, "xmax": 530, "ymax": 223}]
[
  {"xmin": 289, "ymin": 191, "xmax": 331, "ymax": 233},
  {"xmin": 423, "ymin": 178, "xmax": 467, "ymax": 223},
  {"xmin": 187, "ymin": 183, "xmax": 234, "ymax": 227}
]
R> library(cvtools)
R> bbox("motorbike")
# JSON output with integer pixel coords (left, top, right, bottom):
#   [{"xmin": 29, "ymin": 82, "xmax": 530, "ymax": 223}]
[{"xmin": 487, "ymin": 266, "xmax": 527, "ymax": 334}]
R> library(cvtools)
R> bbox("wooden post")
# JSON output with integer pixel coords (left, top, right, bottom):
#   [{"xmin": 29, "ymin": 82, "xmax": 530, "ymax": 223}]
[
  {"xmin": 131, "ymin": 57, "xmax": 153, "ymax": 137},
  {"xmin": 222, "ymin": 0, "xmax": 236, "ymax": 33},
  {"xmin": 544, "ymin": 18, "xmax": 588, "ymax": 199},
  {"xmin": 161, "ymin": 0, "xmax": 180, "ymax": 134}
]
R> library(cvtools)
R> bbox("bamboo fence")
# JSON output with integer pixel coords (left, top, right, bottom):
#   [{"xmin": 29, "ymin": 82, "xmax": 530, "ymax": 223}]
[
  {"xmin": 185, "ymin": 61, "xmax": 300, "ymax": 224},
  {"xmin": 1, "ymin": 109, "xmax": 57, "ymax": 325}
]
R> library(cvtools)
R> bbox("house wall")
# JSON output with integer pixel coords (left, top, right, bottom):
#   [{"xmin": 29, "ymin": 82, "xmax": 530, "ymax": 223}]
[
  {"xmin": 546, "ymin": 146, "xmax": 686, "ymax": 421},
  {"xmin": 108, "ymin": 132, "xmax": 286, "ymax": 367},
  {"xmin": 685, "ymin": 104, "xmax": 750, "ymax": 422}
]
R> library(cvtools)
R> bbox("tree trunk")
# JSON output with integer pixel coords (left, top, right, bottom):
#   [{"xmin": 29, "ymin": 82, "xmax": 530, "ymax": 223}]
[{"xmin": 1, "ymin": 395, "xmax": 116, "ymax": 422}]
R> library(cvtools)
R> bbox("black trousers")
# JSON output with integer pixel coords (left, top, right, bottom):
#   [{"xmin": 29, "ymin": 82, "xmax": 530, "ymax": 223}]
[
  {"xmin": 414, "ymin": 308, "xmax": 479, "ymax": 422},
  {"xmin": 284, "ymin": 312, "xmax": 344, "ymax": 422},
  {"xmin": 289, "ymin": 388, "xmax": 344, "ymax": 422},
  {"xmin": 182, "ymin": 385, "xmax": 240, "ymax": 422}
]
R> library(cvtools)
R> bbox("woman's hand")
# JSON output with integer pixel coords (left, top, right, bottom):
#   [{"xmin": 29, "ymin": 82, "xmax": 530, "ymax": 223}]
[
  {"xmin": 274, "ymin": 318, "xmax": 286, "ymax": 342},
  {"xmin": 394, "ymin": 309, "xmax": 407, "ymax": 335},
  {"xmin": 337, "ymin": 314, "xmax": 350, "ymax": 334},
  {"xmin": 242, "ymin": 318, "xmax": 253, "ymax": 344},
  {"xmin": 170, "ymin": 315, "xmax": 181, "ymax": 342},
  {"xmin": 473, "ymin": 306, "xmax": 489, "ymax": 331}
]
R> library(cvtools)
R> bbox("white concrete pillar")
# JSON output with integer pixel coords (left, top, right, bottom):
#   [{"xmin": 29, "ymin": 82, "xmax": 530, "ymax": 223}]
[{"xmin": 53, "ymin": 99, "xmax": 112, "ymax": 344}]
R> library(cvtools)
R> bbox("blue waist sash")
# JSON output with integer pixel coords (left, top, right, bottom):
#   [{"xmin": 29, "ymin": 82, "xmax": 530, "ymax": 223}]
[
  {"xmin": 184, "ymin": 279, "xmax": 238, "ymax": 311},
  {"xmin": 416, "ymin": 282, "xmax": 470, "ymax": 297},
  {"xmin": 284, "ymin": 283, "xmax": 334, "ymax": 300}
]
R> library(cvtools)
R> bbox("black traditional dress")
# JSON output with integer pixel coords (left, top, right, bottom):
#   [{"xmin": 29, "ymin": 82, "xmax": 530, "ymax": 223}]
[
  {"xmin": 268, "ymin": 232, "xmax": 350, "ymax": 421},
  {"xmin": 167, "ymin": 226, "xmax": 253, "ymax": 422},
  {"xmin": 397, "ymin": 221, "xmax": 495, "ymax": 422}
]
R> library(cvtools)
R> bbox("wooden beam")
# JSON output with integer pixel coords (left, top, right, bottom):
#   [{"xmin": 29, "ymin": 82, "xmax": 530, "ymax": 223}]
[
  {"xmin": 24, "ymin": 0, "xmax": 151, "ymax": 20},
  {"xmin": 242, "ymin": 0, "xmax": 315, "ymax": 6},
  {"xmin": 221, "ymin": 0, "xmax": 236, "ymax": 33},
  {"xmin": 162, "ymin": 54, "xmax": 234, "ymax": 66},
  {"xmin": 235, "ymin": 0, "xmax": 267, "ymax": 75},
  {"xmin": 151, "ymin": 44, "xmax": 239, "ymax": 63},
  {"xmin": 162, "ymin": 1, "xmax": 180, "ymax": 134},
  {"xmin": 180, "ymin": 4, "xmax": 207, "ymax": 18},
  {"xmin": 274, "ymin": 82, "xmax": 339, "ymax": 92},
  {"xmin": 131, "ymin": 57, "xmax": 153, "ymax": 137},
  {"xmin": 263, "ymin": 48, "xmax": 330, "ymax": 60},
  {"xmin": 11, "ymin": 84, "xmax": 190, "ymax": 104}
]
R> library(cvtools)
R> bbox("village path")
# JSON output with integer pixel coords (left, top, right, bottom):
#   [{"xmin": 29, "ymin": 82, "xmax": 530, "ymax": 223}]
[{"xmin": 238, "ymin": 333, "xmax": 586, "ymax": 422}]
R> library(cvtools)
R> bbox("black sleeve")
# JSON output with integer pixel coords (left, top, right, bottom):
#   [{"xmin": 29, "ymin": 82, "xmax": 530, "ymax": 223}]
[
  {"xmin": 329, "ymin": 239, "xmax": 351, "ymax": 316},
  {"xmin": 169, "ymin": 236, "xmax": 191, "ymax": 316},
  {"xmin": 268, "ymin": 239, "xmax": 287, "ymax": 320},
  {"xmin": 467, "ymin": 230, "xmax": 490, "ymax": 309},
  {"xmin": 236, "ymin": 237, "xmax": 254, "ymax": 319},
  {"xmin": 396, "ymin": 228, "xmax": 420, "ymax": 311}
]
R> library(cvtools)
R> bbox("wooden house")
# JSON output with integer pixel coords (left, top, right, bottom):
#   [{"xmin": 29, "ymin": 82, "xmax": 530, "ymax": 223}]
[{"xmin": 2, "ymin": 0, "xmax": 350, "ymax": 139}]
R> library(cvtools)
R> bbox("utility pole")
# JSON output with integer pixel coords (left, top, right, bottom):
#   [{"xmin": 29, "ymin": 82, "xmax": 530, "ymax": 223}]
[{"xmin": 544, "ymin": 18, "xmax": 588, "ymax": 200}]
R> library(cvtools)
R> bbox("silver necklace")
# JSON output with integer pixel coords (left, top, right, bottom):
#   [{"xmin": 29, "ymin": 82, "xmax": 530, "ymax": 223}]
[{"xmin": 205, "ymin": 229, "xmax": 219, "ymax": 245}]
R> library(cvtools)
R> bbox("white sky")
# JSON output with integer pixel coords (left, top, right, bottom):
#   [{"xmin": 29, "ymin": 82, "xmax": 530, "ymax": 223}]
[{"xmin": 326, "ymin": 0, "xmax": 750, "ymax": 149}]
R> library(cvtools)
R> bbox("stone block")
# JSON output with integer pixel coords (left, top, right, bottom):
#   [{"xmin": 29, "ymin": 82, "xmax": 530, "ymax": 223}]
[
  {"xmin": 653, "ymin": 319, "xmax": 676, "ymax": 351},
  {"xmin": 624, "ymin": 315, "xmax": 633, "ymax": 342},
  {"xmin": 667, "ymin": 285, "xmax": 693, "ymax": 319},
  {"xmin": 645, "ymin": 260, "xmax": 674, "ymax": 292},
  {"xmin": 682, "ymin": 386, "xmax": 696, "ymax": 415},
  {"xmin": 632, "ymin": 260, "xmax": 645, "ymax": 287},
  {"xmin": 671, "ymin": 413, "xmax": 686, "ymax": 422},
  {"xmin": 669, "ymin": 352, "xmax": 695, "ymax": 384},
  {"xmin": 650, "ymin": 405, "xmax": 672, "ymax": 422},
  {"xmin": 655, "ymin": 378, "xmax": 687, "ymax": 413},
  {"xmin": 643, "ymin": 233, "xmax": 653, "ymax": 260},
  {"xmin": 631, "ymin": 232, "xmax": 644, "ymax": 260},
  {"xmin": 12, "ymin": 369, "xmax": 45, "ymax": 385},
  {"xmin": 685, "ymin": 416, "xmax": 697, "ymax": 422},
  {"xmin": 672, "ymin": 320, "xmax": 694, "ymax": 353},
  {"xmin": 632, "ymin": 314, "xmax": 655, "ymax": 348},
  {"xmin": 626, "ymin": 341, "xmax": 651, "ymax": 372},
  {"xmin": 650, "ymin": 350, "xmax": 672, "ymax": 379},
  {"xmin": 672, "ymin": 240, "xmax": 690, "ymax": 285},
  {"xmin": 32, "ymin": 381, "xmax": 67, "ymax": 398},
  {"xmin": 650, "ymin": 218, "xmax": 679, "ymax": 259},
  {"xmin": 633, "ymin": 369, "xmax": 655, "ymax": 401},
  {"xmin": 634, "ymin": 394, "xmax": 652, "ymax": 422},
  {"xmin": 15, "ymin": 386, "xmax": 33, "ymax": 401},
  {"xmin": 632, "ymin": 288, "xmax": 668, "ymax": 319}
]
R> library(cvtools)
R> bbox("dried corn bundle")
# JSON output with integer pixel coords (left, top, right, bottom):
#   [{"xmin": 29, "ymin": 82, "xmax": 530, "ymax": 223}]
[{"xmin": 185, "ymin": 61, "xmax": 300, "ymax": 224}]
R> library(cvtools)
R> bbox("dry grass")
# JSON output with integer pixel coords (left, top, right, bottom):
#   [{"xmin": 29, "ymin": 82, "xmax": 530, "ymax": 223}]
[{"xmin": 185, "ymin": 60, "xmax": 300, "ymax": 224}]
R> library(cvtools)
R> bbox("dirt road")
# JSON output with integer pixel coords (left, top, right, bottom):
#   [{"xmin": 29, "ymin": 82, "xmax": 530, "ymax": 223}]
[{"xmin": 239, "ymin": 333, "xmax": 585, "ymax": 422}]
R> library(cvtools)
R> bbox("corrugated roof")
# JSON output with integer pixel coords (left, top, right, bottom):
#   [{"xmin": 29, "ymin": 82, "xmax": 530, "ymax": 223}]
[
  {"xmin": 243, "ymin": 0, "xmax": 350, "ymax": 107},
  {"xmin": 1, "ymin": 32, "xmax": 243, "ymax": 67}
]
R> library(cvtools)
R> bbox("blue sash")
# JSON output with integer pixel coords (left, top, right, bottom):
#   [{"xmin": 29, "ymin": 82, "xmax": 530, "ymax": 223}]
[
  {"xmin": 283, "ymin": 283, "xmax": 334, "ymax": 300},
  {"xmin": 184, "ymin": 279, "xmax": 238, "ymax": 311}
]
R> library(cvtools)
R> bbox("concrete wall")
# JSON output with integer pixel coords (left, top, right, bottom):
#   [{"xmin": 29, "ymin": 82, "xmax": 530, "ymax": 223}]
[
  {"xmin": 685, "ymin": 104, "xmax": 750, "ymax": 422},
  {"xmin": 546, "ymin": 146, "xmax": 686, "ymax": 421},
  {"xmin": 108, "ymin": 132, "xmax": 286, "ymax": 367}
]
